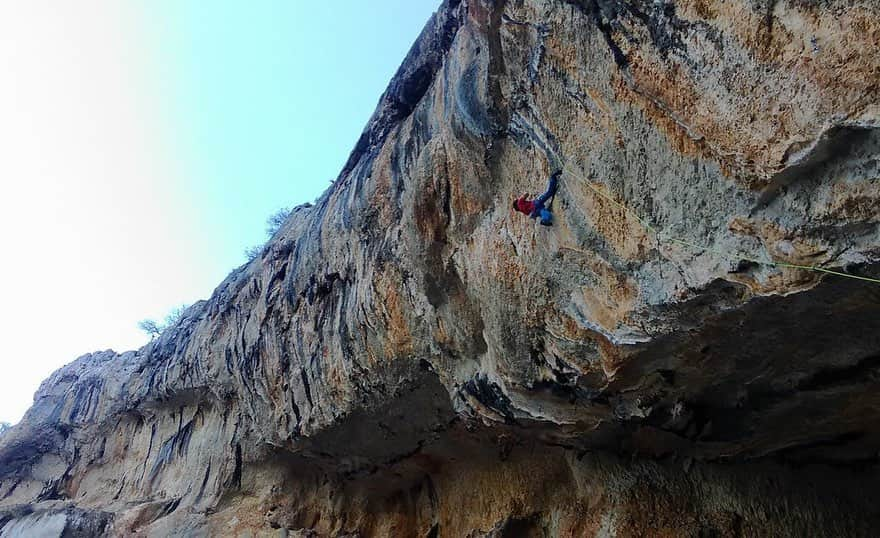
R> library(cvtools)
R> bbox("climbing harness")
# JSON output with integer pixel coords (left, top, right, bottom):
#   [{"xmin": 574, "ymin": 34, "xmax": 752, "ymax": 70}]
[{"xmin": 558, "ymin": 163, "xmax": 880, "ymax": 286}]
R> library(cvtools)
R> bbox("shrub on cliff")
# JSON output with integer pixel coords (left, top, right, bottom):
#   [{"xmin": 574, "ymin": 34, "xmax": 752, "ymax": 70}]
[
  {"xmin": 137, "ymin": 319, "xmax": 162, "ymax": 339},
  {"xmin": 266, "ymin": 207, "xmax": 291, "ymax": 237},
  {"xmin": 137, "ymin": 304, "xmax": 190, "ymax": 339},
  {"xmin": 243, "ymin": 207, "xmax": 292, "ymax": 263},
  {"xmin": 244, "ymin": 244, "xmax": 264, "ymax": 262}
]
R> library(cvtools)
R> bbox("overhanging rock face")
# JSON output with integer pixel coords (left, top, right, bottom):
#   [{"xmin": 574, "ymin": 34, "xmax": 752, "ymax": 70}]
[{"xmin": 2, "ymin": 0, "xmax": 880, "ymax": 536}]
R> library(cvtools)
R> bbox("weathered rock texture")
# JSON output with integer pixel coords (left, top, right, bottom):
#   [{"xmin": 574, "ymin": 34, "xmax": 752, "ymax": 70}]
[{"xmin": 2, "ymin": 0, "xmax": 880, "ymax": 536}]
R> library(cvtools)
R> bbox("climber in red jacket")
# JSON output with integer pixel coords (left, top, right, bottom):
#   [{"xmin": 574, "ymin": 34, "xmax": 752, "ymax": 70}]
[{"xmin": 512, "ymin": 171, "xmax": 560, "ymax": 226}]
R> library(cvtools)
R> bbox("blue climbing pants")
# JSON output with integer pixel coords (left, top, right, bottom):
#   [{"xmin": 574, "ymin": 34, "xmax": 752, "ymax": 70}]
[{"xmin": 532, "ymin": 175, "xmax": 559, "ymax": 225}]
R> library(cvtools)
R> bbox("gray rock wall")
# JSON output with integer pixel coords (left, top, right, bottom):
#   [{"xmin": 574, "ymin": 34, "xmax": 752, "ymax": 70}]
[{"xmin": 1, "ymin": 0, "xmax": 879, "ymax": 535}]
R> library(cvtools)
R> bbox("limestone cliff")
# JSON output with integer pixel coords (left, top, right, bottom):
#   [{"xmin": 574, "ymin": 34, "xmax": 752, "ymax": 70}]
[{"xmin": 2, "ymin": 0, "xmax": 880, "ymax": 536}]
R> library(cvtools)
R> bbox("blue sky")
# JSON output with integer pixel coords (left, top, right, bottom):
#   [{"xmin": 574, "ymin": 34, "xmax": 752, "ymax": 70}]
[
  {"xmin": 0, "ymin": 1, "xmax": 440, "ymax": 424},
  {"xmin": 142, "ymin": 0, "xmax": 442, "ymax": 278}
]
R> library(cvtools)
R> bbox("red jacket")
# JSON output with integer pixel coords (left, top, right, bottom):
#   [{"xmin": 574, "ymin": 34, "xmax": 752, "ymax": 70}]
[{"xmin": 515, "ymin": 196, "xmax": 535, "ymax": 216}]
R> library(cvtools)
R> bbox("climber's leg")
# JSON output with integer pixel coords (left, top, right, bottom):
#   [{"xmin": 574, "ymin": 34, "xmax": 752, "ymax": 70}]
[{"xmin": 534, "ymin": 175, "xmax": 559, "ymax": 207}]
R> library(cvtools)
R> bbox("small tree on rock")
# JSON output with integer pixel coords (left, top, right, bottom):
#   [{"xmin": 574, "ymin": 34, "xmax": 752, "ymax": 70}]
[
  {"xmin": 138, "ymin": 319, "xmax": 163, "ymax": 339},
  {"xmin": 244, "ymin": 245, "xmax": 263, "ymax": 262},
  {"xmin": 138, "ymin": 304, "xmax": 189, "ymax": 339},
  {"xmin": 164, "ymin": 304, "xmax": 189, "ymax": 327},
  {"xmin": 266, "ymin": 207, "xmax": 291, "ymax": 236}
]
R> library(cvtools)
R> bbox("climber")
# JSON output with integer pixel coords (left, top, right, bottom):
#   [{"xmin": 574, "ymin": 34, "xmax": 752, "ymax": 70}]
[{"xmin": 512, "ymin": 170, "xmax": 560, "ymax": 226}]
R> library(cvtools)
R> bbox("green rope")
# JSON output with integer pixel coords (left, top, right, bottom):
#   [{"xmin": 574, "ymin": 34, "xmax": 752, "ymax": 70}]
[{"xmin": 560, "ymin": 163, "xmax": 880, "ymax": 286}]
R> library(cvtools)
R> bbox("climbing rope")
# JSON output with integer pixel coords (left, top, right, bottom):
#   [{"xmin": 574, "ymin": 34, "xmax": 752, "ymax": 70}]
[{"xmin": 558, "ymin": 163, "xmax": 880, "ymax": 286}]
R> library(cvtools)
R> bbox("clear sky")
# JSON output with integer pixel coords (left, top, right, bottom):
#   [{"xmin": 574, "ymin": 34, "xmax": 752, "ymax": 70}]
[{"xmin": 0, "ymin": 1, "xmax": 441, "ymax": 425}]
